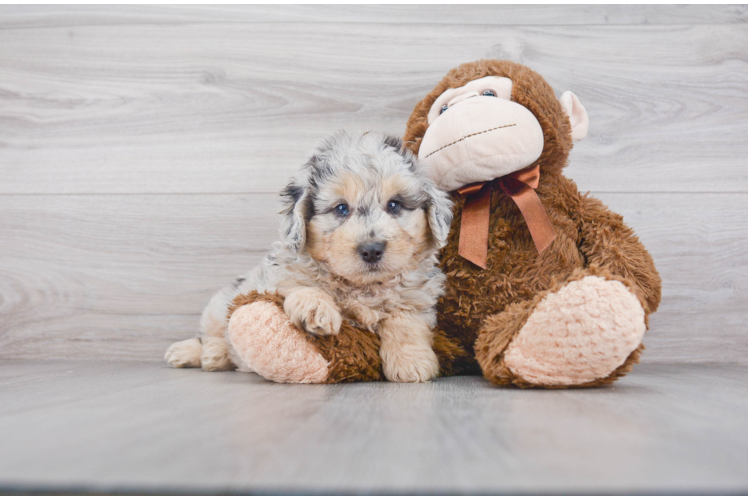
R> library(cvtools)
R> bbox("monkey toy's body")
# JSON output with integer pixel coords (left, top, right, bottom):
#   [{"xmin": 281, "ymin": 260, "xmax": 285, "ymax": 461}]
[
  {"xmin": 424, "ymin": 171, "xmax": 660, "ymax": 387},
  {"xmin": 225, "ymin": 60, "xmax": 662, "ymax": 388}
]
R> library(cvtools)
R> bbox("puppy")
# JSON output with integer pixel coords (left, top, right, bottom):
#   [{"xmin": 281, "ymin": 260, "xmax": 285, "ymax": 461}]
[{"xmin": 165, "ymin": 131, "xmax": 453, "ymax": 382}]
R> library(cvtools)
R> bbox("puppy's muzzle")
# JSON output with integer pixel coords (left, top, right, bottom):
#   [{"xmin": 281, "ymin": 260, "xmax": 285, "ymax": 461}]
[{"xmin": 358, "ymin": 241, "xmax": 386, "ymax": 264}]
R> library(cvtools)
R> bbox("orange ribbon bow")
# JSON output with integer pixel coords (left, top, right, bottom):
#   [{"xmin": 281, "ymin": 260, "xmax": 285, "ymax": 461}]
[{"xmin": 456, "ymin": 164, "xmax": 557, "ymax": 269}]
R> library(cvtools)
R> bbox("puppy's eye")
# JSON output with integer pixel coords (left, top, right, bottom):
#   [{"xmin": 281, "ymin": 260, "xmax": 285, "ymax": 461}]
[
  {"xmin": 482, "ymin": 90, "xmax": 496, "ymax": 97},
  {"xmin": 334, "ymin": 203, "xmax": 350, "ymax": 217},
  {"xmin": 439, "ymin": 104, "xmax": 448, "ymax": 115},
  {"xmin": 386, "ymin": 200, "xmax": 402, "ymax": 215}
]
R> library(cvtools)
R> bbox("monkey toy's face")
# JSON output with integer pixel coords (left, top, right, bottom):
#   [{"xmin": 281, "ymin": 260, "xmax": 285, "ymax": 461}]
[{"xmin": 417, "ymin": 75, "xmax": 589, "ymax": 192}]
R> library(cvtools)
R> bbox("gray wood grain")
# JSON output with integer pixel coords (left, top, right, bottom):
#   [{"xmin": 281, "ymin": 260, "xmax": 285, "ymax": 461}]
[
  {"xmin": 0, "ymin": 4, "xmax": 748, "ymax": 28},
  {"xmin": 1, "ymin": 23, "xmax": 746, "ymax": 195},
  {"xmin": 1, "ymin": 6, "xmax": 746, "ymax": 364},
  {"xmin": 0, "ymin": 192, "xmax": 745, "ymax": 363},
  {"xmin": 0, "ymin": 194, "xmax": 271, "ymax": 359},
  {"xmin": 1, "ymin": 5, "xmax": 746, "ymax": 28},
  {"xmin": 1, "ymin": 361, "xmax": 747, "ymax": 494}
]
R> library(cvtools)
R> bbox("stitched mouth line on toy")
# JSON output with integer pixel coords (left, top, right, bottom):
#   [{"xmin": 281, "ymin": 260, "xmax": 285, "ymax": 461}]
[{"xmin": 422, "ymin": 124, "xmax": 517, "ymax": 159}]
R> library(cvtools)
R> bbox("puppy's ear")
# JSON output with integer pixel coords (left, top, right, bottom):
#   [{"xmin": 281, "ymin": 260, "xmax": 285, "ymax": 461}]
[
  {"xmin": 382, "ymin": 134, "xmax": 404, "ymax": 152},
  {"xmin": 398, "ymin": 146, "xmax": 453, "ymax": 249},
  {"xmin": 280, "ymin": 178, "xmax": 312, "ymax": 254},
  {"xmin": 423, "ymin": 179, "xmax": 453, "ymax": 249}
]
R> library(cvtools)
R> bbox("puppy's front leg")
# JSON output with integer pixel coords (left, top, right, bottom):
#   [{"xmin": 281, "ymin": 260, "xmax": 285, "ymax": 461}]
[
  {"xmin": 284, "ymin": 287, "xmax": 342, "ymax": 336},
  {"xmin": 379, "ymin": 311, "xmax": 439, "ymax": 383}
]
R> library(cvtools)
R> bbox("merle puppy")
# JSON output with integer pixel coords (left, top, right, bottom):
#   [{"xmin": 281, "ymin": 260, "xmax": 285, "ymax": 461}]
[{"xmin": 166, "ymin": 131, "xmax": 453, "ymax": 382}]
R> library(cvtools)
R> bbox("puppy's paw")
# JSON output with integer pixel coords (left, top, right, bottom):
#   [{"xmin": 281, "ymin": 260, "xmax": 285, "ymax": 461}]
[
  {"xmin": 345, "ymin": 302, "xmax": 382, "ymax": 332},
  {"xmin": 200, "ymin": 337, "xmax": 235, "ymax": 372},
  {"xmin": 165, "ymin": 338, "xmax": 202, "ymax": 368},
  {"xmin": 382, "ymin": 345, "xmax": 439, "ymax": 383},
  {"xmin": 284, "ymin": 288, "xmax": 342, "ymax": 336}
]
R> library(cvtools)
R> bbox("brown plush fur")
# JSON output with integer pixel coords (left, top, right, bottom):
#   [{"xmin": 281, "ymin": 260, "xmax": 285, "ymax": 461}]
[{"xmin": 402, "ymin": 59, "xmax": 662, "ymax": 387}]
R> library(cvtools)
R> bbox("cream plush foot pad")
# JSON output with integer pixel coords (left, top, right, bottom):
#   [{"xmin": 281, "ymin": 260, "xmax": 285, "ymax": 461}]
[
  {"xmin": 503, "ymin": 276, "xmax": 646, "ymax": 386},
  {"xmin": 228, "ymin": 301, "xmax": 330, "ymax": 384}
]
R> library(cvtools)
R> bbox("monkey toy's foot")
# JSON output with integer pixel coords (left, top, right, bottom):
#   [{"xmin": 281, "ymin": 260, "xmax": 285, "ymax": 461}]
[
  {"xmin": 227, "ymin": 292, "xmax": 385, "ymax": 384},
  {"xmin": 229, "ymin": 300, "xmax": 331, "ymax": 383},
  {"xmin": 480, "ymin": 275, "xmax": 647, "ymax": 388}
]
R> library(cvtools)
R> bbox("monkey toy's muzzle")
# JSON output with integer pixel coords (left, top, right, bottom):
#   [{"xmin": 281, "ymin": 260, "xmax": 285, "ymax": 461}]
[{"xmin": 418, "ymin": 95, "xmax": 544, "ymax": 192}]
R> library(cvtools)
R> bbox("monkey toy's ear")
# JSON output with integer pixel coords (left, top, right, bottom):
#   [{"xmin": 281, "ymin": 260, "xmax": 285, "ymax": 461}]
[{"xmin": 559, "ymin": 91, "xmax": 589, "ymax": 142}]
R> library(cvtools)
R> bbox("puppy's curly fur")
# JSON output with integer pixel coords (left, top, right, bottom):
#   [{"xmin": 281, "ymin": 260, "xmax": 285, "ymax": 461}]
[{"xmin": 165, "ymin": 131, "xmax": 453, "ymax": 383}]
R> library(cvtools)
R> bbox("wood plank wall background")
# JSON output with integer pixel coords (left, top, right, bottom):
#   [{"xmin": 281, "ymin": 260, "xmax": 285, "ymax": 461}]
[{"xmin": 1, "ymin": 5, "xmax": 747, "ymax": 363}]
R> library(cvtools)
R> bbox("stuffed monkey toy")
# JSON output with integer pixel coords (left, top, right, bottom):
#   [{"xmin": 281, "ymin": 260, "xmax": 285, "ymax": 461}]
[
  {"xmin": 228, "ymin": 60, "xmax": 661, "ymax": 388},
  {"xmin": 402, "ymin": 59, "xmax": 661, "ymax": 387}
]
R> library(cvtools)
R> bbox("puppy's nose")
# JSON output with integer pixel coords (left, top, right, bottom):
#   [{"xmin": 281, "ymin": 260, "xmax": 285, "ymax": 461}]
[{"xmin": 358, "ymin": 241, "xmax": 386, "ymax": 264}]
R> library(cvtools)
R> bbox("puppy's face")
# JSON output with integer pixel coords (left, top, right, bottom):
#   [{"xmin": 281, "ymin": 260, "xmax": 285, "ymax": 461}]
[
  {"xmin": 281, "ymin": 131, "xmax": 453, "ymax": 285},
  {"xmin": 306, "ymin": 170, "xmax": 430, "ymax": 285}
]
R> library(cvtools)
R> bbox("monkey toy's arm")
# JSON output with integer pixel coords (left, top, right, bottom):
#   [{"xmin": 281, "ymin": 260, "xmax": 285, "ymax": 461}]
[{"xmin": 575, "ymin": 193, "xmax": 662, "ymax": 314}]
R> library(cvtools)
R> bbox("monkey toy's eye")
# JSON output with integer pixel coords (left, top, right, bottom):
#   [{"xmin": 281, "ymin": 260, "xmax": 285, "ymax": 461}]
[
  {"xmin": 439, "ymin": 104, "xmax": 449, "ymax": 115},
  {"xmin": 334, "ymin": 203, "xmax": 350, "ymax": 217},
  {"xmin": 386, "ymin": 199, "xmax": 402, "ymax": 215},
  {"xmin": 482, "ymin": 90, "xmax": 496, "ymax": 97}
]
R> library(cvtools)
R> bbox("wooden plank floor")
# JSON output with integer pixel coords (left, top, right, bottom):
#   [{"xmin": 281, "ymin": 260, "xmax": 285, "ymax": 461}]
[
  {"xmin": 1, "ymin": 361, "xmax": 747, "ymax": 494},
  {"xmin": 1, "ymin": 5, "xmax": 747, "ymax": 363}
]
